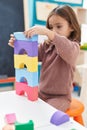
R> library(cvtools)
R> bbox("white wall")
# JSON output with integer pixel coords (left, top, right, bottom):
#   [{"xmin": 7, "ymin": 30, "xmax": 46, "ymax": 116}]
[
  {"xmin": 83, "ymin": 0, "xmax": 87, "ymax": 8},
  {"xmin": 81, "ymin": 0, "xmax": 87, "ymax": 44}
]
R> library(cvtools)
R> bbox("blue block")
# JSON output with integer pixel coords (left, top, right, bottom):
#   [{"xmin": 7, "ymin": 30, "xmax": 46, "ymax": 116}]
[
  {"xmin": 15, "ymin": 68, "xmax": 38, "ymax": 87},
  {"xmin": 14, "ymin": 32, "xmax": 38, "ymax": 41}
]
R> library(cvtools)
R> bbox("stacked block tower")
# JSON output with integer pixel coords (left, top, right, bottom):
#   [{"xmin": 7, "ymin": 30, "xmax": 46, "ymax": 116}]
[{"xmin": 14, "ymin": 32, "xmax": 38, "ymax": 101}]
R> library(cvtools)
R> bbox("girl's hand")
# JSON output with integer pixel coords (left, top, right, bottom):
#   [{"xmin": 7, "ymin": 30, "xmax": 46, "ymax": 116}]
[
  {"xmin": 8, "ymin": 34, "xmax": 15, "ymax": 48},
  {"xmin": 24, "ymin": 26, "xmax": 55, "ymax": 41},
  {"xmin": 2, "ymin": 124, "xmax": 14, "ymax": 130}
]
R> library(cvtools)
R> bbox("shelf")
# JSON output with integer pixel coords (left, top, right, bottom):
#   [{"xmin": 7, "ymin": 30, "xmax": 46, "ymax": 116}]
[
  {"xmin": 0, "ymin": 77, "xmax": 15, "ymax": 84},
  {"xmin": 23, "ymin": 0, "xmax": 84, "ymax": 29}
]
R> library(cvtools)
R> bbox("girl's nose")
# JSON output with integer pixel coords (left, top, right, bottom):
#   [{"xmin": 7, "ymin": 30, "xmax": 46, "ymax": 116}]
[{"xmin": 53, "ymin": 28, "xmax": 56, "ymax": 32}]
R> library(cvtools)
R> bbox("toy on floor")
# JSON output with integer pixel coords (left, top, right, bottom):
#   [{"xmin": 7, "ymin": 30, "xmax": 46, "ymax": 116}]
[
  {"xmin": 15, "ymin": 120, "xmax": 34, "ymax": 130},
  {"xmin": 14, "ymin": 32, "xmax": 38, "ymax": 101},
  {"xmin": 50, "ymin": 110, "xmax": 70, "ymax": 125}
]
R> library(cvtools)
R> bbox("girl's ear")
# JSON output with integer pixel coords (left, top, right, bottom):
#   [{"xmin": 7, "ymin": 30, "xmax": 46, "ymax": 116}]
[
  {"xmin": 70, "ymin": 26, "xmax": 74, "ymax": 32},
  {"xmin": 71, "ymin": 28, "xmax": 74, "ymax": 32}
]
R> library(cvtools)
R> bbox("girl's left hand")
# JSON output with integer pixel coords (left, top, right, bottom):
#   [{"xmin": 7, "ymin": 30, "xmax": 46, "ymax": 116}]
[{"xmin": 24, "ymin": 25, "xmax": 49, "ymax": 38}]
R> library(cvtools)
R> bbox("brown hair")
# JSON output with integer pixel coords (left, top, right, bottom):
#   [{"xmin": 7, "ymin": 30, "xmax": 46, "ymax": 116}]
[{"xmin": 46, "ymin": 5, "xmax": 81, "ymax": 42}]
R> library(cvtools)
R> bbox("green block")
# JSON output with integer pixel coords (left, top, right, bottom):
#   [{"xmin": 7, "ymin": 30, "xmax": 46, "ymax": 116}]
[
  {"xmin": 15, "ymin": 120, "xmax": 34, "ymax": 130},
  {"xmin": 70, "ymin": 128, "xmax": 76, "ymax": 130}
]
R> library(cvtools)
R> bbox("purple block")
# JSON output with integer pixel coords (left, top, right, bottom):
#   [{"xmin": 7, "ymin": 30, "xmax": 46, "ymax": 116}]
[
  {"xmin": 50, "ymin": 110, "xmax": 70, "ymax": 126},
  {"xmin": 14, "ymin": 40, "xmax": 38, "ymax": 57}
]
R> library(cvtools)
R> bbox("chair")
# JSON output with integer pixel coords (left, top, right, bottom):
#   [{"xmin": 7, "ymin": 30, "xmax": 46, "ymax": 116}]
[{"xmin": 66, "ymin": 98, "xmax": 84, "ymax": 125}]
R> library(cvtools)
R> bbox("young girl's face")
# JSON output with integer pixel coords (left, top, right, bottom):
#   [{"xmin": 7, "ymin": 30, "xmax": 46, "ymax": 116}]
[{"xmin": 48, "ymin": 14, "xmax": 73, "ymax": 38}]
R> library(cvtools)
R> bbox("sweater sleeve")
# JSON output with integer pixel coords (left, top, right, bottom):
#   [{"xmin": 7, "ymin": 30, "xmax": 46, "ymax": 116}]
[
  {"xmin": 38, "ymin": 43, "xmax": 45, "ymax": 62},
  {"xmin": 51, "ymin": 33, "xmax": 80, "ymax": 66}
]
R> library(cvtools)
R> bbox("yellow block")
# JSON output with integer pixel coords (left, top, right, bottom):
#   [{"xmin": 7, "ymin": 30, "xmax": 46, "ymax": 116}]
[{"xmin": 14, "ymin": 54, "xmax": 38, "ymax": 72}]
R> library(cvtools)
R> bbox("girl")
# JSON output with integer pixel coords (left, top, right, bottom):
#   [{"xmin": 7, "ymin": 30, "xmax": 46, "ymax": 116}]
[{"xmin": 2, "ymin": 5, "xmax": 80, "ymax": 130}]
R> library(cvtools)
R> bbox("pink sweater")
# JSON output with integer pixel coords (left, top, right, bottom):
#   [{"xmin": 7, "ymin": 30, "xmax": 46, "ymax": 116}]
[{"xmin": 38, "ymin": 34, "xmax": 80, "ymax": 100}]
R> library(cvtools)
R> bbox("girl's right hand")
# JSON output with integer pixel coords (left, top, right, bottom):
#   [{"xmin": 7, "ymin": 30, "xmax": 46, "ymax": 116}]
[{"xmin": 8, "ymin": 34, "xmax": 15, "ymax": 48}]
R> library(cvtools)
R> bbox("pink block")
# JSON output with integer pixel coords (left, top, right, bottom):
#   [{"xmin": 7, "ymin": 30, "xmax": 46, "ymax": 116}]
[
  {"xmin": 26, "ymin": 85, "xmax": 38, "ymax": 101},
  {"xmin": 5, "ymin": 113, "xmax": 16, "ymax": 124},
  {"xmin": 15, "ymin": 82, "xmax": 38, "ymax": 101}
]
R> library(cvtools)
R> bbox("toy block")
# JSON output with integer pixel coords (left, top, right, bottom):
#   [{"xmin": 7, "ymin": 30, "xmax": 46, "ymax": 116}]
[
  {"xmin": 15, "ymin": 120, "xmax": 34, "ymax": 130},
  {"xmin": 26, "ymin": 56, "xmax": 38, "ymax": 72},
  {"xmin": 14, "ymin": 40, "xmax": 38, "ymax": 57},
  {"xmin": 27, "ymin": 85, "xmax": 38, "ymax": 101},
  {"xmin": 14, "ymin": 55, "xmax": 25, "ymax": 68},
  {"xmin": 50, "ymin": 110, "xmax": 70, "ymax": 126},
  {"xmin": 15, "ymin": 82, "xmax": 38, "ymax": 101},
  {"xmin": 14, "ymin": 32, "xmax": 38, "ymax": 101},
  {"xmin": 14, "ymin": 54, "xmax": 38, "ymax": 72},
  {"xmin": 14, "ymin": 32, "xmax": 38, "ymax": 42},
  {"xmin": 5, "ymin": 113, "xmax": 16, "ymax": 124},
  {"xmin": 15, "ymin": 68, "xmax": 38, "ymax": 87}
]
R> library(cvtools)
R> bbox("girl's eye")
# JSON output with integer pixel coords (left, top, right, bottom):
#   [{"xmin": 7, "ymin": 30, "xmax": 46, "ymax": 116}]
[
  {"xmin": 57, "ymin": 26, "xmax": 62, "ymax": 28},
  {"xmin": 49, "ymin": 26, "xmax": 53, "ymax": 30}
]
